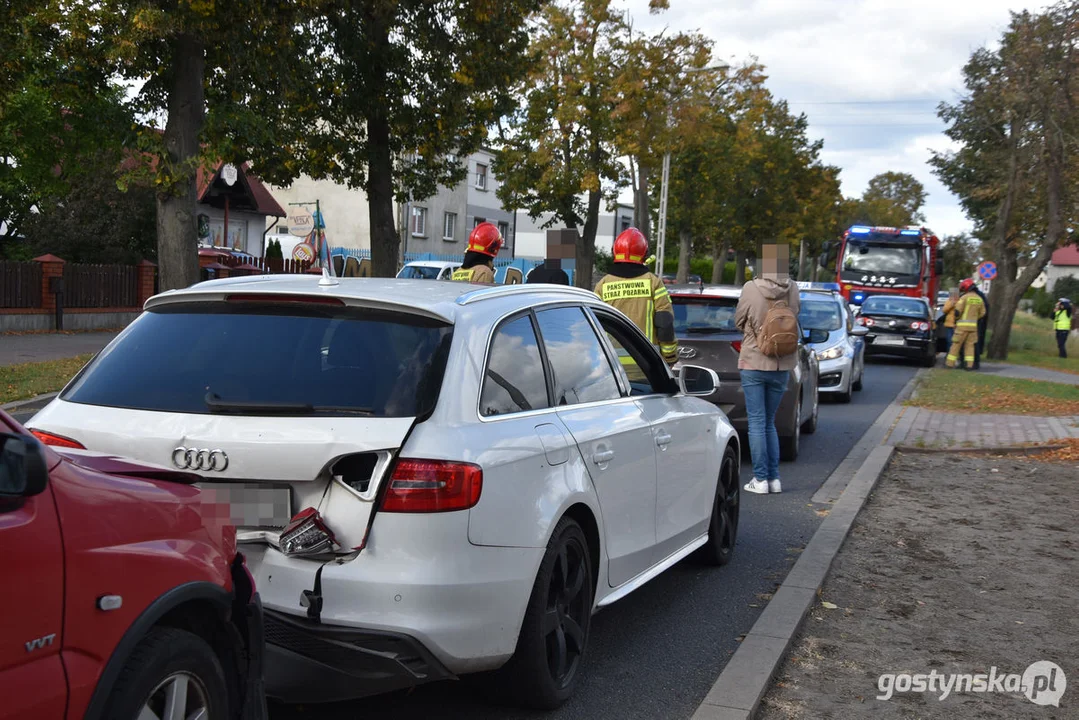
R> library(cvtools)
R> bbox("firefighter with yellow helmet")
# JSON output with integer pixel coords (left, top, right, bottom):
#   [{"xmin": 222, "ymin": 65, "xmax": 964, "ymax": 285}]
[
  {"xmin": 946, "ymin": 278, "xmax": 986, "ymax": 369},
  {"xmin": 594, "ymin": 227, "xmax": 679, "ymax": 367},
  {"xmin": 452, "ymin": 222, "xmax": 505, "ymax": 283}
]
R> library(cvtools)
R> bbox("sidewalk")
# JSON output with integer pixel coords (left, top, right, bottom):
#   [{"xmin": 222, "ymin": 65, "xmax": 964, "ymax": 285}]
[
  {"xmin": 890, "ymin": 407, "xmax": 1079, "ymax": 449},
  {"xmin": 978, "ymin": 361, "xmax": 1079, "ymax": 386},
  {"xmin": 0, "ymin": 331, "xmax": 118, "ymax": 367}
]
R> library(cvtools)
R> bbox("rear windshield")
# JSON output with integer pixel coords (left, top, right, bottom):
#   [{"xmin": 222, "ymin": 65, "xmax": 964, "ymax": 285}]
[
  {"xmin": 672, "ymin": 297, "xmax": 739, "ymax": 334},
  {"xmin": 799, "ymin": 298, "xmax": 842, "ymax": 331},
  {"xmin": 860, "ymin": 296, "xmax": 928, "ymax": 318},
  {"xmin": 398, "ymin": 265, "xmax": 446, "ymax": 280},
  {"xmin": 62, "ymin": 302, "xmax": 452, "ymax": 417}
]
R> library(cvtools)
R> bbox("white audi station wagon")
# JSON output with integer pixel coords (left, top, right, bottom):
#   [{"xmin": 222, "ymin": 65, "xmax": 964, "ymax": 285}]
[{"xmin": 29, "ymin": 276, "xmax": 741, "ymax": 709}]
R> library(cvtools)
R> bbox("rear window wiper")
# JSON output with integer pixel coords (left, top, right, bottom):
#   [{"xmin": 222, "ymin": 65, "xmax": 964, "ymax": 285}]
[{"xmin": 205, "ymin": 392, "xmax": 373, "ymax": 416}]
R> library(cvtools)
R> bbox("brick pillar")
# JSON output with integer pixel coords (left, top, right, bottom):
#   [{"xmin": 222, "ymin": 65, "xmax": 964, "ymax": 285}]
[
  {"xmin": 34, "ymin": 254, "xmax": 65, "ymax": 315},
  {"xmin": 137, "ymin": 260, "xmax": 157, "ymax": 306}
]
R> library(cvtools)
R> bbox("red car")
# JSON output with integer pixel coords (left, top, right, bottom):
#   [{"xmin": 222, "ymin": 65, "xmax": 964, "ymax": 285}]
[{"xmin": 0, "ymin": 410, "xmax": 265, "ymax": 720}]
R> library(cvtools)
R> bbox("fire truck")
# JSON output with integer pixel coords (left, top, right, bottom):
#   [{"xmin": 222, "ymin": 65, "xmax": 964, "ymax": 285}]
[{"xmin": 820, "ymin": 225, "xmax": 944, "ymax": 306}]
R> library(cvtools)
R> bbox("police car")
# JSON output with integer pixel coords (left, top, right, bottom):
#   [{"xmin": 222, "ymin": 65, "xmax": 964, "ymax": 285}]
[{"xmin": 797, "ymin": 282, "xmax": 867, "ymax": 403}]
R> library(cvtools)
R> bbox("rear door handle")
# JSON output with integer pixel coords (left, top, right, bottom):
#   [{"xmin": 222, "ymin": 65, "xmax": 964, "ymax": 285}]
[
  {"xmin": 592, "ymin": 450, "xmax": 615, "ymax": 465},
  {"xmin": 655, "ymin": 431, "xmax": 672, "ymax": 447}
]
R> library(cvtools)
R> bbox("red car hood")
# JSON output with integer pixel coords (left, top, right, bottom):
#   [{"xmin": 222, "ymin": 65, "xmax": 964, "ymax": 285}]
[{"xmin": 53, "ymin": 448, "xmax": 201, "ymax": 484}]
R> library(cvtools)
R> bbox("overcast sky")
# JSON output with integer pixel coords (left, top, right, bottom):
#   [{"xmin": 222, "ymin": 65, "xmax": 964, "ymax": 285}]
[{"xmin": 620, "ymin": 0, "xmax": 1050, "ymax": 238}]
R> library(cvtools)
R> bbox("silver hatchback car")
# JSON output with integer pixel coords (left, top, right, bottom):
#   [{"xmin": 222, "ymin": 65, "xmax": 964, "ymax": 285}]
[{"xmin": 29, "ymin": 277, "xmax": 740, "ymax": 710}]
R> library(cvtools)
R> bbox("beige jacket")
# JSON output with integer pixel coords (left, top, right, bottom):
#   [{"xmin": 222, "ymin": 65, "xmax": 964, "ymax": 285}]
[
  {"xmin": 452, "ymin": 264, "xmax": 495, "ymax": 284},
  {"xmin": 735, "ymin": 278, "xmax": 801, "ymax": 371}
]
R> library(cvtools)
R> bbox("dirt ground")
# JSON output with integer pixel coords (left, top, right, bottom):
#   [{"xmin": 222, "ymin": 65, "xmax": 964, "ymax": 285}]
[{"xmin": 758, "ymin": 451, "xmax": 1079, "ymax": 719}]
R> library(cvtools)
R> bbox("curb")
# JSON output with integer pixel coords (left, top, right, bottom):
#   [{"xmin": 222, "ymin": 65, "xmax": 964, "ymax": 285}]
[
  {"xmin": 894, "ymin": 443, "xmax": 1068, "ymax": 456},
  {"xmin": 1, "ymin": 392, "xmax": 58, "ymax": 413},
  {"xmin": 691, "ymin": 372, "xmax": 927, "ymax": 720}
]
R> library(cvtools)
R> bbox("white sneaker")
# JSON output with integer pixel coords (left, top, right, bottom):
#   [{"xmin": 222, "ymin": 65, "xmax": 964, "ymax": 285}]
[
  {"xmin": 744, "ymin": 478, "xmax": 769, "ymax": 495},
  {"xmin": 769, "ymin": 479, "xmax": 782, "ymax": 494}
]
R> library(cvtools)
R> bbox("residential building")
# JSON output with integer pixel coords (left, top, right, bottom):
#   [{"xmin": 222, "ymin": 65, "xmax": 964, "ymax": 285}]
[
  {"xmin": 1046, "ymin": 245, "xmax": 1079, "ymax": 288},
  {"xmin": 514, "ymin": 203, "xmax": 634, "ymax": 260},
  {"xmin": 398, "ymin": 148, "xmax": 515, "ymax": 257},
  {"xmin": 466, "ymin": 147, "xmax": 516, "ymax": 254}
]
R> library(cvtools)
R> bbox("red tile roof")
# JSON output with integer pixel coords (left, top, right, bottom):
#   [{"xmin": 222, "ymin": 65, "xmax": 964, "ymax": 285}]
[{"xmin": 1051, "ymin": 245, "xmax": 1079, "ymax": 267}]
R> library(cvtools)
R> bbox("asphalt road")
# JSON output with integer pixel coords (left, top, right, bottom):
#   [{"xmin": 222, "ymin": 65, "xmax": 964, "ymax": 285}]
[{"xmin": 270, "ymin": 359, "xmax": 920, "ymax": 720}]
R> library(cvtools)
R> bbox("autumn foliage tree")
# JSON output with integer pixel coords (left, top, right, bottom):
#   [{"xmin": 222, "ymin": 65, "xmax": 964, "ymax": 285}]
[{"xmin": 932, "ymin": 2, "xmax": 1078, "ymax": 359}]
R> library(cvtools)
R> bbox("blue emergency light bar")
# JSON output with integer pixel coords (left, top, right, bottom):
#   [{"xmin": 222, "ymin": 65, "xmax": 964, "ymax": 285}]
[
  {"xmin": 797, "ymin": 281, "xmax": 841, "ymax": 292},
  {"xmin": 900, "ymin": 229, "xmax": 921, "ymax": 236},
  {"xmin": 849, "ymin": 226, "xmax": 871, "ymax": 234}
]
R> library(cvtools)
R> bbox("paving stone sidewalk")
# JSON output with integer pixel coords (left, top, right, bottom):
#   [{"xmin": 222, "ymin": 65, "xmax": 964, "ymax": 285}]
[
  {"xmin": 890, "ymin": 406, "xmax": 1079, "ymax": 449},
  {"xmin": 0, "ymin": 331, "xmax": 118, "ymax": 367}
]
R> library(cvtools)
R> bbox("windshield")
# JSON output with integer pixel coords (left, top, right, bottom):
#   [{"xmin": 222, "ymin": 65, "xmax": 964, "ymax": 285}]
[
  {"xmin": 860, "ymin": 297, "xmax": 928, "ymax": 318},
  {"xmin": 398, "ymin": 265, "xmax": 445, "ymax": 279},
  {"xmin": 842, "ymin": 242, "xmax": 921, "ymax": 276},
  {"xmin": 62, "ymin": 302, "xmax": 453, "ymax": 417},
  {"xmin": 799, "ymin": 299, "xmax": 842, "ymax": 331},
  {"xmin": 672, "ymin": 297, "xmax": 739, "ymax": 333}
]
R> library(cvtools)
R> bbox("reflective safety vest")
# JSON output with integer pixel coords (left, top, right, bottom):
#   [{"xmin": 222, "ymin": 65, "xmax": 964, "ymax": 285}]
[
  {"xmin": 594, "ymin": 272, "xmax": 678, "ymax": 364},
  {"xmin": 954, "ymin": 292, "xmax": 985, "ymax": 329},
  {"xmin": 1056, "ymin": 308, "xmax": 1073, "ymax": 331},
  {"xmin": 451, "ymin": 264, "xmax": 494, "ymax": 284}
]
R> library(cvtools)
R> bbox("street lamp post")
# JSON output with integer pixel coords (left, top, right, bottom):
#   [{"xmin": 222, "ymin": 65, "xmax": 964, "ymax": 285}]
[{"xmin": 655, "ymin": 60, "xmax": 730, "ymax": 278}]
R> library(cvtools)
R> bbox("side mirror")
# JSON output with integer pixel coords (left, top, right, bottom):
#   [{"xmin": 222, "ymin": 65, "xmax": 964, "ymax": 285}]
[
  {"xmin": 678, "ymin": 365, "xmax": 719, "ymax": 397},
  {"xmin": 0, "ymin": 433, "xmax": 49, "ymax": 498},
  {"xmin": 850, "ymin": 325, "xmax": 869, "ymax": 337}
]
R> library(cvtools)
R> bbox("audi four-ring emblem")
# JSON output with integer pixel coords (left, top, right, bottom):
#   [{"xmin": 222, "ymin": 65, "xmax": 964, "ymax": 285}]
[{"xmin": 172, "ymin": 447, "xmax": 229, "ymax": 472}]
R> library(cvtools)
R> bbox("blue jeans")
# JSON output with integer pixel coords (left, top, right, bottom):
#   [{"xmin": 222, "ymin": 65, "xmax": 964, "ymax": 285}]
[
  {"xmin": 740, "ymin": 369, "xmax": 789, "ymax": 482},
  {"xmin": 945, "ymin": 327, "xmax": 954, "ymax": 347}
]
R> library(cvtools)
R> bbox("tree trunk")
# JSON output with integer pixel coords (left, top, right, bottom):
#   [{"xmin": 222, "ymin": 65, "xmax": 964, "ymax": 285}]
[
  {"xmin": 635, "ymin": 161, "xmax": 650, "ymax": 241},
  {"xmin": 366, "ymin": 108, "xmax": 399, "ymax": 277},
  {"xmin": 676, "ymin": 229, "xmax": 691, "ymax": 283},
  {"xmin": 733, "ymin": 249, "xmax": 747, "ymax": 286},
  {"xmin": 797, "ymin": 238, "xmax": 807, "ymax": 280},
  {"xmin": 156, "ymin": 34, "xmax": 205, "ymax": 291},
  {"xmin": 578, "ymin": 188, "xmax": 600, "ymax": 288},
  {"xmin": 984, "ymin": 125, "xmax": 1023, "ymax": 360},
  {"xmin": 711, "ymin": 238, "xmax": 729, "ymax": 284}
]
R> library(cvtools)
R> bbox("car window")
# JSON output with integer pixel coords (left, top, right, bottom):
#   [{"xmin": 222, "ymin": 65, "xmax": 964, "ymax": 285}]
[
  {"xmin": 861, "ymin": 297, "xmax": 928, "ymax": 318},
  {"xmin": 590, "ymin": 311, "xmax": 666, "ymax": 396},
  {"xmin": 671, "ymin": 297, "xmax": 739, "ymax": 334},
  {"xmin": 535, "ymin": 307, "xmax": 621, "ymax": 406},
  {"xmin": 799, "ymin": 298, "xmax": 842, "ymax": 331},
  {"xmin": 398, "ymin": 265, "xmax": 441, "ymax": 279},
  {"xmin": 480, "ymin": 315, "xmax": 550, "ymax": 417},
  {"xmin": 61, "ymin": 303, "xmax": 452, "ymax": 417}
]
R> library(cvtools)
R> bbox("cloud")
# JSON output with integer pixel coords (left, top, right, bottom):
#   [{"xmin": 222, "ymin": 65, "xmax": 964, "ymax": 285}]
[{"xmin": 618, "ymin": 0, "xmax": 1047, "ymax": 236}]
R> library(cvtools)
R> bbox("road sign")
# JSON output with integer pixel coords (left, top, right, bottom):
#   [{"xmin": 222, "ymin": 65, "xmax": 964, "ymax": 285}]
[{"xmin": 977, "ymin": 261, "xmax": 997, "ymax": 280}]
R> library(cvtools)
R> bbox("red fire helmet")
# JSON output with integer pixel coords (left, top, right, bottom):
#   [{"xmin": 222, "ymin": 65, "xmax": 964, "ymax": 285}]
[
  {"xmin": 613, "ymin": 227, "xmax": 648, "ymax": 264},
  {"xmin": 467, "ymin": 222, "xmax": 505, "ymax": 257}
]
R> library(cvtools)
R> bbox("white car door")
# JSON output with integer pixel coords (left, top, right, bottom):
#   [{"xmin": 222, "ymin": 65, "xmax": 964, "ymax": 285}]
[
  {"xmin": 589, "ymin": 309, "xmax": 715, "ymax": 561},
  {"xmin": 534, "ymin": 306, "xmax": 659, "ymax": 589}
]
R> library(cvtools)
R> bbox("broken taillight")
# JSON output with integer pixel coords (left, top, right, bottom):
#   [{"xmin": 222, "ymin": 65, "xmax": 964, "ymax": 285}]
[
  {"xmin": 30, "ymin": 429, "xmax": 85, "ymax": 449},
  {"xmin": 279, "ymin": 507, "xmax": 337, "ymax": 557}
]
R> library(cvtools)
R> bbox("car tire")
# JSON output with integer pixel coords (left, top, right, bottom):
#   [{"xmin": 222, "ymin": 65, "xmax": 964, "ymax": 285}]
[
  {"xmin": 852, "ymin": 364, "xmax": 863, "ymax": 391},
  {"xmin": 698, "ymin": 443, "xmax": 740, "ymax": 566},
  {"xmin": 836, "ymin": 380, "xmax": 852, "ymax": 403},
  {"xmin": 101, "ymin": 627, "xmax": 229, "ymax": 720},
  {"xmin": 500, "ymin": 517, "xmax": 593, "ymax": 710},
  {"xmin": 780, "ymin": 397, "xmax": 801, "ymax": 462},
  {"xmin": 802, "ymin": 391, "xmax": 820, "ymax": 432},
  {"xmin": 923, "ymin": 352, "xmax": 937, "ymax": 368}
]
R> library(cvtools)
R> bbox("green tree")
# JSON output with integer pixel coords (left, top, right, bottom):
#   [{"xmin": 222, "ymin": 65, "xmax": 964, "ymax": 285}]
[
  {"xmin": 295, "ymin": 0, "xmax": 539, "ymax": 277},
  {"xmin": 938, "ymin": 233, "xmax": 978, "ymax": 286},
  {"xmin": 496, "ymin": 0, "xmax": 625, "ymax": 288},
  {"xmin": 931, "ymin": 3, "xmax": 1078, "ymax": 359},
  {"xmin": 841, "ymin": 172, "xmax": 928, "ymax": 228}
]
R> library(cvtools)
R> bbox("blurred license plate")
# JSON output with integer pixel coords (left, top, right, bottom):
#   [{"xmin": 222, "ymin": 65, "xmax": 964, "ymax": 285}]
[
  {"xmin": 875, "ymin": 335, "xmax": 906, "ymax": 346},
  {"xmin": 197, "ymin": 482, "xmax": 292, "ymax": 529}
]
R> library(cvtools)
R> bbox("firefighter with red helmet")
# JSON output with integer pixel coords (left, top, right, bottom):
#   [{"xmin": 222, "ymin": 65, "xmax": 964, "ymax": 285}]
[
  {"xmin": 946, "ymin": 278, "xmax": 986, "ymax": 369},
  {"xmin": 595, "ymin": 227, "xmax": 678, "ymax": 366},
  {"xmin": 452, "ymin": 222, "xmax": 505, "ymax": 283}
]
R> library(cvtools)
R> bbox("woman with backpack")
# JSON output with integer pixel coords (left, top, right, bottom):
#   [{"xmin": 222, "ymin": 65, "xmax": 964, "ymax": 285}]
[{"xmin": 735, "ymin": 243, "xmax": 801, "ymax": 495}]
